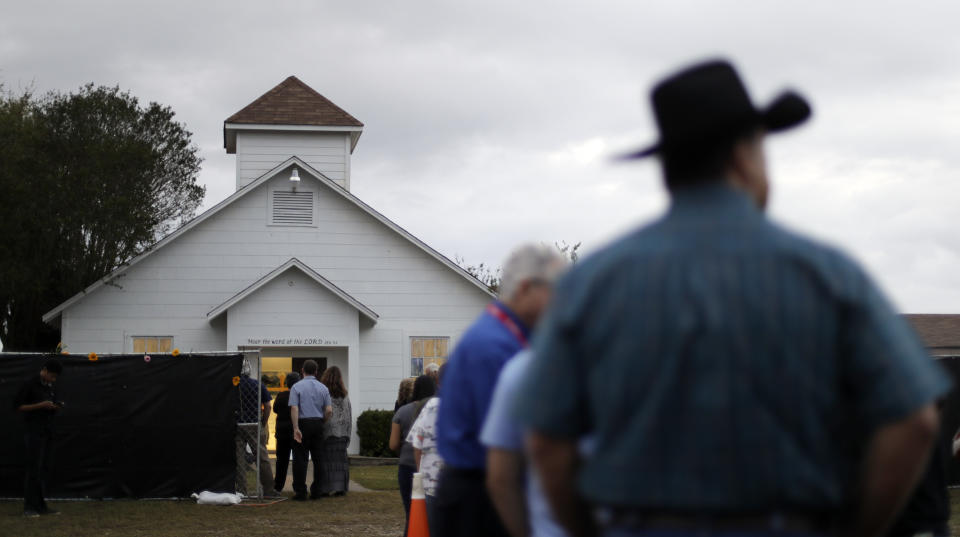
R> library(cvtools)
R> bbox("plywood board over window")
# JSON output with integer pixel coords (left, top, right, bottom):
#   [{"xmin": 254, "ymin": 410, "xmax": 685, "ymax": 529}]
[
  {"xmin": 410, "ymin": 336, "xmax": 450, "ymax": 377},
  {"xmin": 132, "ymin": 336, "xmax": 173, "ymax": 353}
]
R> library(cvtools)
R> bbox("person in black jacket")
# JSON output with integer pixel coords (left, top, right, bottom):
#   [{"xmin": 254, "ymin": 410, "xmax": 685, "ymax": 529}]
[
  {"xmin": 272, "ymin": 372, "xmax": 300, "ymax": 492},
  {"xmin": 14, "ymin": 359, "xmax": 64, "ymax": 518}
]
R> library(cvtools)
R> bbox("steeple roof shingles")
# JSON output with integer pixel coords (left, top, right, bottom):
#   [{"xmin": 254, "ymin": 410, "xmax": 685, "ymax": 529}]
[{"xmin": 225, "ymin": 76, "xmax": 363, "ymax": 127}]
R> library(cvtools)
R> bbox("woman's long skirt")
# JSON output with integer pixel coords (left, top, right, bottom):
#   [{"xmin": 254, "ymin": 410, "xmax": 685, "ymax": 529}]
[{"xmin": 319, "ymin": 435, "xmax": 350, "ymax": 494}]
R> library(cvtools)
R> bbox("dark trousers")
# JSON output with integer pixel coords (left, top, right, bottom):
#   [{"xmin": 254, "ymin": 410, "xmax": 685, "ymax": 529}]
[
  {"xmin": 274, "ymin": 423, "xmax": 293, "ymax": 491},
  {"xmin": 235, "ymin": 424, "xmax": 274, "ymax": 495},
  {"xmin": 399, "ymin": 463, "xmax": 416, "ymax": 536},
  {"xmin": 23, "ymin": 428, "xmax": 53, "ymax": 514},
  {"xmin": 426, "ymin": 494, "xmax": 440, "ymax": 537},
  {"xmin": 434, "ymin": 466, "xmax": 510, "ymax": 537},
  {"xmin": 292, "ymin": 418, "xmax": 324, "ymax": 497}
]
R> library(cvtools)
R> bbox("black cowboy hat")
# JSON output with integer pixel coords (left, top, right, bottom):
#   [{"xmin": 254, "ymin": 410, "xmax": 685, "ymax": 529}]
[{"xmin": 621, "ymin": 59, "xmax": 811, "ymax": 159}]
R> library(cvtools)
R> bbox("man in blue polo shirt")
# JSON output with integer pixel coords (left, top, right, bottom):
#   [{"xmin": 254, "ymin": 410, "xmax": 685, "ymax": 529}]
[
  {"xmin": 289, "ymin": 359, "xmax": 333, "ymax": 501},
  {"xmin": 435, "ymin": 243, "xmax": 567, "ymax": 537}
]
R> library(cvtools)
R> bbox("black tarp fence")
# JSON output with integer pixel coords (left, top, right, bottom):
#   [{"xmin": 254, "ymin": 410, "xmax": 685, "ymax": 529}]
[{"xmin": 0, "ymin": 352, "xmax": 244, "ymax": 499}]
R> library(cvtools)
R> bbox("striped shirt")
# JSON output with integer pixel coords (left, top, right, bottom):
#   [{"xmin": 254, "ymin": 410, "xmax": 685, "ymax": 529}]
[{"xmin": 515, "ymin": 182, "xmax": 950, "ymax": 512}]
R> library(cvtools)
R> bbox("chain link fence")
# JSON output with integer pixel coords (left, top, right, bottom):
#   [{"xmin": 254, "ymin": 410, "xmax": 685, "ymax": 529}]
[{"xmin": 234, "ymin": 351, "xmax": 274, "ymax": 500}]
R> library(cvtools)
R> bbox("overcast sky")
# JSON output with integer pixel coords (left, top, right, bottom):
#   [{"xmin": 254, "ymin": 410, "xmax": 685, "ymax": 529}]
[{"xmin": 3, "ymin": 1, "xmax": 958, "ymax": 313}]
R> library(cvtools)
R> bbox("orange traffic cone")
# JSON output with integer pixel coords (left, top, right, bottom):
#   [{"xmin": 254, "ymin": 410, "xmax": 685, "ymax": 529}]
[{"xmin": 407, "ymin": 472, "xmax": 430, "ymax": 537}]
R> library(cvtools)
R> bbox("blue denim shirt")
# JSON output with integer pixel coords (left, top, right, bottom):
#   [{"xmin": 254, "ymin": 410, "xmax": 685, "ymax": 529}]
[
  {"xmin": 238, "ymin": 376, "xmax": 271, "ymax": 424},
  {"xmin": 515, "ymin": 183, "xmax": 951, "ymax": 511},
  {"xmin": 437, "ymin": 301, "xmax": 528, "ymax": 469}
]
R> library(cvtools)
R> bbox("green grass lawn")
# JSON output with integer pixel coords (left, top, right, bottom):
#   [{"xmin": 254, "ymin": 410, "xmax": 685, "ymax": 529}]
[
  {"xmin": 10, "ymin": 468, "xmax": 958, "ymax": 537},
  {"xmin": 351, "ymin": 465, "xmax": 399, "ymax": 491},
  {"xmin": 0, "ymin": 491, "xmax": 404, "ymax": 537},
  {"xmin": 0, "ymin": 465, "xmax": 404, "ymax": 537}
]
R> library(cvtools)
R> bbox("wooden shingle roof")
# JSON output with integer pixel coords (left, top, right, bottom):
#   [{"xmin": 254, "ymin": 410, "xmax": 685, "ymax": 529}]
[
  {"xmin": 225, "ymin": 76, "xmax": 363, "ymax": 127},
  {"xmin": 905, "ymin": 314, "xmax": 960, "ymax": 354}
]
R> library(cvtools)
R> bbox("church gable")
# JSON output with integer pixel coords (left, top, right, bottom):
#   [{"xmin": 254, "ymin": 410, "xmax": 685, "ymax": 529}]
[
  {"xmin": 207, "ymin": 258, "xmax": 378, "ymax": 324},
  {"xmin": 44, "ymin": 157, "xmax": 492, "ymax": 326},
  {"xmin": 220, "ymin": 263, "xmax": 368, "ymax": 350}
]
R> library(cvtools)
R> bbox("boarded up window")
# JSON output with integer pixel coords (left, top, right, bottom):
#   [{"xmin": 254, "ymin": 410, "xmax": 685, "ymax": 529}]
[
  {"xmin": 133, "ymin": 336, "xmax": 173, "ymax": 353},
  {"xmin": 272, "ymin": 190, "xmax": 314, "ymax": 226},
  {"xmin": 410, "ymin": 336, "xmax": 450, "ymax": 377}
]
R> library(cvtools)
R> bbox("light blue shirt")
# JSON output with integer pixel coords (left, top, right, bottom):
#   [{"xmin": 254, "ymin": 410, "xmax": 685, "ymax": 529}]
[
  {"xmin": 288, "ymin": 376, "xmax": 331, "ymax": 419},
  {"xmin": 481, "ymin": 350, "xmax": 568, "ymax": 537}
]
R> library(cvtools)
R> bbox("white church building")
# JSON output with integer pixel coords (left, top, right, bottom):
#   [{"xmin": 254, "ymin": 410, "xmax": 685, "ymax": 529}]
[{"xmin": 42, "ymin": 76, "xmax": 494, "ymax": 450}]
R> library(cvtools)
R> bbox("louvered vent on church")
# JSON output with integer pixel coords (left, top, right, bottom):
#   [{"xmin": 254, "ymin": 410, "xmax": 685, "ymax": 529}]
[{"xmin": 272, "ymin": 191, "xmax": 314, "ymax": 225}]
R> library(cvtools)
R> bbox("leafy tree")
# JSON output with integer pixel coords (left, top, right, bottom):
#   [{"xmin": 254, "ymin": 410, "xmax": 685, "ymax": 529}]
[
  {"xmin": 554, "ymin": 240, "xmax": 581, "ymax": 264},
  {"xmin": 455, "ymin": 256, "xmax": 502, "ymax": 295},
  {"xmin": 456, "ymin": 241, "xmax": 581, "ymax": 295},
  {"xmin": 0, "ymin": 84, "xmax": 204, "ymax": 351}
]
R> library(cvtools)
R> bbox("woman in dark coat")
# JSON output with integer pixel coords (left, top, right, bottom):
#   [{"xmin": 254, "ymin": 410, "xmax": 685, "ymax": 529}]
[
  {"xmin": 272, "ymin": 372, "xmax": 300, "ymax": 492},
  {"xmin": 320, "ymin": 366, "xmax": 352, "ymax": 495}
]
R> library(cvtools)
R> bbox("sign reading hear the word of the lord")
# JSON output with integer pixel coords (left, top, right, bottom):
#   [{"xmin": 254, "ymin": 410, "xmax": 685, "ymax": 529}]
[{"xmin": 245, "ymin": 337, "xmax": 340, "ymax": 346}]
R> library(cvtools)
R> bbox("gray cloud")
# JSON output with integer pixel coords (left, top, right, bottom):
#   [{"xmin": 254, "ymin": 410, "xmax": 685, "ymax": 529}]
[{"xmin": 3, "ymin": 0, "xmax": 958, "ymax": 312}]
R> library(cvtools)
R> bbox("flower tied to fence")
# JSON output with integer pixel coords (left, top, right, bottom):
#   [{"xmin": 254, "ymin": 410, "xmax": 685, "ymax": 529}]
[
  {"xmin": 172, "ymin": 348, "xmax": 180, "ymax": 357},
  {"xmin": 232, "ymin": 376, "xmax": 240, "ymax": 386},
  {"xmin": 88, "ymin": 352, "xmax": 98, "ymax": 362}
]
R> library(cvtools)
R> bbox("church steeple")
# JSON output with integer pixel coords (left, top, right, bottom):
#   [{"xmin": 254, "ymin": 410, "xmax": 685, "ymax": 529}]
[{"xmin": 224, "ymin": 76, "xmax": 363, "ymax": 191}]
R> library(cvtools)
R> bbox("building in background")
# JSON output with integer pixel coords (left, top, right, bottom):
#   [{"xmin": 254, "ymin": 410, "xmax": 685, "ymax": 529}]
[
  {"xmin": 906, "ymin": 314, "xmax": 960, "ymax": 356},
  {"xmin": 42, "ymin": 77, "xmax": 493, "ymax": 452}
]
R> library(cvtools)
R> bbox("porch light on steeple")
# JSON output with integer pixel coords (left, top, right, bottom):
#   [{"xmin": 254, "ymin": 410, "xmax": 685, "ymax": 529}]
[{"xmin": 290, "ymin": 167, "xmax": 300, "ymax": 189}]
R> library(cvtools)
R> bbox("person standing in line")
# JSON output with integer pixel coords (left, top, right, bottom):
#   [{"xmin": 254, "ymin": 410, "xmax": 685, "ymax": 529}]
[
  {"xmin": 289, "ymin": 359, "xmax": 333, "ymax": 501},
  {"xmin": 391, "ymin": 374, "xmax": 437, "ymax": 535},
  {"xmin": 424, "ymin": 362, "xmax": 441, "ymax": 388},
  {"xmin": 319, "ymin": 366, "xmax": 352, "ymax": 496},
  {"xmin": 395, "ymin": 377, "xmax": 415, "ymax": 412},
  {"xmin": 272, "ymin": 371, "xmax": 300, "ymax": 493},
  {"xmin": 515, "ymin": 59, "xmax": 951, "ymax": 537},
  {"xmin": 14, "ymin": 358, "xmax": 64, "ymax": 518},
  {"xmin": 236, "ymin": 360, "xmax": 275, "ymax": 497},
  {"xmin": 434, "ymin": 244, "xmax": 567, "ymax": 537},
  {"xmin": 482, "ymin": 349, "xmax": 574, "ymax": 537},
  {"xmin": 409, "ymin": 364, "xmax": 447, "ymax": 537}
]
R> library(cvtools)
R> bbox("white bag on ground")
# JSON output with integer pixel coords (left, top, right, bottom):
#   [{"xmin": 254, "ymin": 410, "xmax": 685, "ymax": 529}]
[{"xmin": 191, "ymin": 491, "xmax": 243, "ymax": 505}]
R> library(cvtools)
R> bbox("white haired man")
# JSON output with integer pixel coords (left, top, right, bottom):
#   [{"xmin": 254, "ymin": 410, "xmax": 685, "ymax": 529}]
[
  {"xmin": 425, "ymin": 362, "xmax": 441, "ymax": 387},
  {"xmin": 435, "ymin": 243, "xmax": 567, "ymax": 537}
]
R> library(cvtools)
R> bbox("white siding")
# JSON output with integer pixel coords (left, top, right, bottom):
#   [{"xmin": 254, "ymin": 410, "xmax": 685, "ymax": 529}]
[
  {"xmin": 236, "ymin": 131, "xmax": 352, "ymax": 190},
  {"xmin": 60, "ymin": 171, "xmax": 491, "ymax": 452},
  {"xmin": 225, "ymin": 268, "xmax": 359, "ymax": 350}
]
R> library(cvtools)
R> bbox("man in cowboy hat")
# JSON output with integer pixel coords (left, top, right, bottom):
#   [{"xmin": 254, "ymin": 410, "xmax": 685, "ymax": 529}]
[{"xmin": 514, "ymin": 59, "xmax": 950, "ymax": 537}]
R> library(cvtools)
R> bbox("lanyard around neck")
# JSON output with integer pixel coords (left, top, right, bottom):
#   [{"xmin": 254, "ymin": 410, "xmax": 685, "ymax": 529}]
[{"xmin": 486, "ymin": 303, "xmax": 528, "ymax": 348}]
